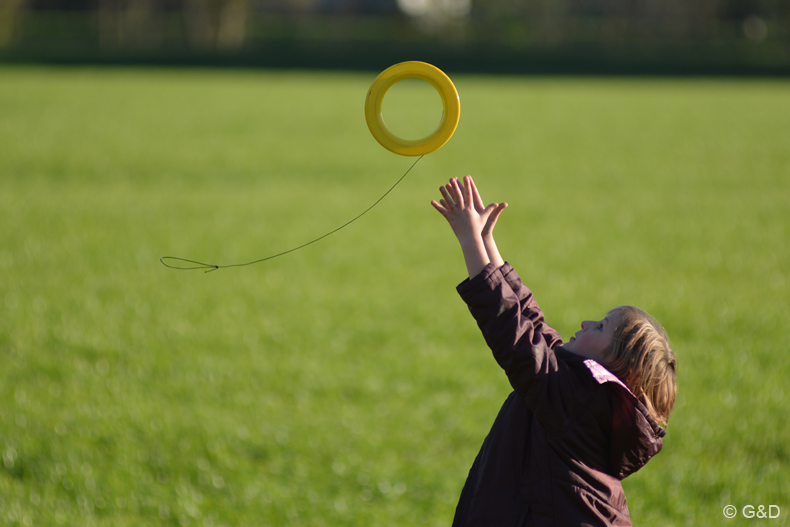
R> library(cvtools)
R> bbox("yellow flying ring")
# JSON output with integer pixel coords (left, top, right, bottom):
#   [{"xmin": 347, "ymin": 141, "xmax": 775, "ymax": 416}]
[{"xmin": 365, "ymin": 61, "xmax": 460, "ymax": 156}]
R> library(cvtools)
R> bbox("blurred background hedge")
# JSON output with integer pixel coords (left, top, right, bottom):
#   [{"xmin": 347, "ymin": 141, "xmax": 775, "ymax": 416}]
[{"xmin": 1, "ymin": 0, "xmax": 789, "ymax": 75}]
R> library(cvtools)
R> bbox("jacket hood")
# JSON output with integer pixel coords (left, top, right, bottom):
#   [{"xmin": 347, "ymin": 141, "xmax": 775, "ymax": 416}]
[
  {"xmin": 582, "ymin": 358, "xmax": 666, "ymax": 480},
  {"xmin": 609, "ymin": 386, "xmax": 666, "ymax": 479}
]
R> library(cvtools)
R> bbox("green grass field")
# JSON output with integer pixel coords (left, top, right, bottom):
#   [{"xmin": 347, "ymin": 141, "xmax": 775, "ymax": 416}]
[{"xmin": 1, "ymin": 66, "xmax": 788, "ymax": 526}]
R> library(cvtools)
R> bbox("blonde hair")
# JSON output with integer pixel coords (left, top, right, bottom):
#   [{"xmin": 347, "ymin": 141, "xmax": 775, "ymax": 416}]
[{"xmin": 604, "ymin": 306, "xmax": 677, "ymax": 427}]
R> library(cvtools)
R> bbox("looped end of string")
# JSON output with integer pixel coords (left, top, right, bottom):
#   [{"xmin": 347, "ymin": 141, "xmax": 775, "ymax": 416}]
[{"xmin": 160, "ymin": 257, "xmax": 220, "ymax": 273}]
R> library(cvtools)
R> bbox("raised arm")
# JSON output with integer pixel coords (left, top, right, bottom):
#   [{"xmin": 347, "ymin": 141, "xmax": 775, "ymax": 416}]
[
  {"xmin": 499, "ymin": 263, "xmax": 563, "ymax": 348},
  {"xmin": 457, "ymin": 265, "xmax": 592, "ymax": 431}
]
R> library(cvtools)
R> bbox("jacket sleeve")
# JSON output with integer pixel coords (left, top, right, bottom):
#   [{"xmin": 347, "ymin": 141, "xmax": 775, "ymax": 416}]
[
  {"xmin": 499, "ymin": 262, "xmax": 564, "ymax": 350},
  {"xmin": 457, "ymin": 263, "xmax": 594, "ymax": 433}
]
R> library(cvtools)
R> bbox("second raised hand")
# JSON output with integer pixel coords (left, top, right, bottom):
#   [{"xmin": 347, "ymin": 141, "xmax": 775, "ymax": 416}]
[
  {"xmin": 465, "ymin": 177, "xmax": 507, "ymax": 267},
  {"xmin": 469, "ymin": 179, "xmax": 508, "ymax": 239}
]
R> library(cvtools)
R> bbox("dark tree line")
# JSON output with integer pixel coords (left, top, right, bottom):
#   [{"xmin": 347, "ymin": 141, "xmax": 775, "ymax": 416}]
[{"xmin": 1, "ymin": 0, "xmax": 787, "ymax": 50}]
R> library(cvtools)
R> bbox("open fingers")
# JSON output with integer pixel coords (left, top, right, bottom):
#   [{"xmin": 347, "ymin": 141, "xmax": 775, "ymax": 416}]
[
  {"xmin": 439, "ymin": 185, "xmax": 454, "ymax": 208},
  {"xmin": 430, "ymin": 199, "xmax": 449, "ymax": 215},
  {"xmin": 469, "ymin": 177, "xmax": 485, "ymax": 212},
  {"xmin": 437, "ymin": 177, "xmax": 487, "ymax": 214},
  {"xmin": 462, "ymin": 176, "xmax": 474, "ymax": 208},
  {"xmin": 449, "ymin": 178, "xmax": 465, "ymax": 208}
]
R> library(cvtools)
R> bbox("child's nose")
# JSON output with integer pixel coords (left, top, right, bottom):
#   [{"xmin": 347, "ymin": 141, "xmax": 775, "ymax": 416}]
[{"xmin": 581, "ymin": 320, "xmax": 592, "ymax": 331}]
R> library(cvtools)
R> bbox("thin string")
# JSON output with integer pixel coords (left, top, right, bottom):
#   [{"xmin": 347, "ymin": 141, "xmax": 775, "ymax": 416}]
[{"xmin": 160, "ymin": 155, "xmax": 424, "ymax": 273}]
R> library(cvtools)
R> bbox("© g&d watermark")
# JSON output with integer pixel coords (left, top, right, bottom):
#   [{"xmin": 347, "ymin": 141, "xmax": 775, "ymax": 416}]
[{"xmin": 723, "ymin": 505, "xmax": 781, "ymax": 519}]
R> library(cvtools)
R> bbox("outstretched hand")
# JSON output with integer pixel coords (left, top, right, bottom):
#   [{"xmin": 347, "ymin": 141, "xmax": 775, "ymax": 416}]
[
  {"xmin": 432, "ymin": 176, "xmax": 508, "ymax": 273},
  {"xmin": 431, "ymin": 176, "xmax": 501, "ymax": 243}
]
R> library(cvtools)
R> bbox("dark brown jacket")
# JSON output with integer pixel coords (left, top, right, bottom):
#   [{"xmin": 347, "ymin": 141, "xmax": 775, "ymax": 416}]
[{"xmin": 452, "ymin": 263, "xmax": 666, "ymax": 527}]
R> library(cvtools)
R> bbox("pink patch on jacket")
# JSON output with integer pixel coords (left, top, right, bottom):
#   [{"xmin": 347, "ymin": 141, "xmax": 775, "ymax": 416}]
[{"xmin": 583, "ymin": 359, "xmax": 634, "ymax": 396}]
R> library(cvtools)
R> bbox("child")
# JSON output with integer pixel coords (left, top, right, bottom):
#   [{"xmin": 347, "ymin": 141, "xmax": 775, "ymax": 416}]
[{"xmin": 431, "ymin": 176, "xmax": 677, "ymax": 527}]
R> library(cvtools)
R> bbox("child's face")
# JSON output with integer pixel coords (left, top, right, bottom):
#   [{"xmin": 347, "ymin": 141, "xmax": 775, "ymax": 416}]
[{"xmin": 564, "ymin": 309, "xmax": 622, "ymax": 364}]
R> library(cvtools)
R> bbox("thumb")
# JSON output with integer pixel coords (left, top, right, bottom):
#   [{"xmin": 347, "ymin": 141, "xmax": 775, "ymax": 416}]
[
  {"xmin": 479, "ymin": 202, "xmax": 499, "ymax": 224},
  {"xmin": 487, "ymin": 202, "xmax": 508, "ymax": 229},
  {"xmin": 483, "ymin": 202, "xmax": 499, "ymax": 215}
]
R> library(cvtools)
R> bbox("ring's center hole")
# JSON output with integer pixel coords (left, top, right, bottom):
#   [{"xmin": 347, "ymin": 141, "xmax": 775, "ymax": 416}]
[{"xmin": 383, "ymin": 78, "xmax": 444, "ymax": 140}]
